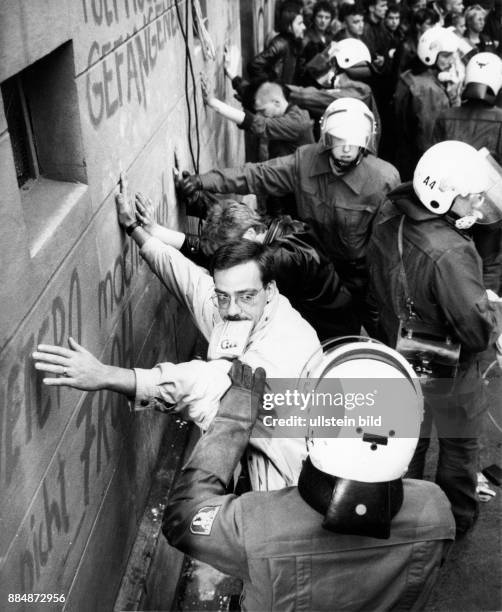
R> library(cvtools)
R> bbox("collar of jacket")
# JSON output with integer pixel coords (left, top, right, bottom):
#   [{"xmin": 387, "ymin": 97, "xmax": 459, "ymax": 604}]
[
  {"xmin": 389, "ymin": 183, "xmax": 473, "ymax": 237},
  {"xmin": 309, "ymin": 146, "xmax": 368, "ymax": 194},
  {"xmin": 388, "ymin": 182, "xmax": 439, "ymax": 221},
  {"xmin": 251, "ymin": 284, "xmax": 280, "ymax": 338}
]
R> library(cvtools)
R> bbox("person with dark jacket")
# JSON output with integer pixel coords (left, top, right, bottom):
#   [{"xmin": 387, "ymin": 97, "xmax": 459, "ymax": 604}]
[
  {"xmin": 391, "ymin": 8, "xmax": 440, "ymax": 82},
  {"xmin": 163, "ymin": 359, "xmax": 455, "ymax": 612},
  {"xmin": 433, "ymin": 52, "xmax": 502, "ymax": 292},
  {"xmin": 367, "ymin": 140, "xmax": 502, "ymax": 535},
  {"xmin": 202, "ymin": 78, "xmax": 314, "ymax": 161},
  {"xmin": 200, "ymin": 200, "xmax": 358, "ymax": 338},
  {"xmin": 483, "ymin": 0, "xmax": 502, "ymax": 54},
  {"xmin": 301, "ymin": 1, "xmax": 336, "ymax": 67},
  {"xmin": 363, "ymin": 0, "xmax": 390, "ymax": 67},
  {"xmin": 393, "ymin": 26, "xmax": 456, "ymax": 180},
  {"xmin": 286, "ymin": 38, "xmax": 382, "ymax": 144},
  {"xmin": 247, "ymin": 2, "xmax": 306, "ymax": 85}
]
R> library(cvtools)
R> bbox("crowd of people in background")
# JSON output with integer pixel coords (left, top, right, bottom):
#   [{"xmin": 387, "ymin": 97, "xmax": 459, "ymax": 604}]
[{"xmin": 236, "ymin": 0, "xmax": 502, "ymax": 175}]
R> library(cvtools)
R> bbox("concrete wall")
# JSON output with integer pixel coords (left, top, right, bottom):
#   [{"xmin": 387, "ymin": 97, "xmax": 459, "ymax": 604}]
[{"xmin": 0, "ymin": 1, "xmax": 245, "ymax": 610}]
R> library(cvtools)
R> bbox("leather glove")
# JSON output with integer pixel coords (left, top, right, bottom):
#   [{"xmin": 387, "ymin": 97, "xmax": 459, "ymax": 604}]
[
  {"xmin": 218, "ymin": 361, "xmax": 266, "ymax": 423},
  {"xmin": 178, "ymin": 171, "xmax": 202, "ymax": 199}
]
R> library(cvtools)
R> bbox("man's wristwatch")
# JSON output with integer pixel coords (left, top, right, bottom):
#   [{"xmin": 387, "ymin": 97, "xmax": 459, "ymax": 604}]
[{"xmin": 126, "ymin": 221, "xmax": 141, "ymax": 235}]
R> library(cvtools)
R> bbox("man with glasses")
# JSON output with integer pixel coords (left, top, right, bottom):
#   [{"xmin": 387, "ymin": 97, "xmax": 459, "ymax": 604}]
[{"xmin": 32, "ymin": 177, "xmax": 321, "ymax": 491}]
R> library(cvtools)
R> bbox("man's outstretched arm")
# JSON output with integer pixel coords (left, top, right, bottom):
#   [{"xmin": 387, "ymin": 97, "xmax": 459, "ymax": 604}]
[
  {"xmin": 32, "ymin": 337, "xmax": 136, "ymax": 395},
  {"xmin": 32, "ymin": 339, "xmax": 232, "ymax": 429}
]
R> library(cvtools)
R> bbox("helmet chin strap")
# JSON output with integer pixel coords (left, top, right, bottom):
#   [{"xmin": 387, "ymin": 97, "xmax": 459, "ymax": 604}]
[{"xmin": 329, "ymin": 148, "xmax": 364, "ymax": 174}]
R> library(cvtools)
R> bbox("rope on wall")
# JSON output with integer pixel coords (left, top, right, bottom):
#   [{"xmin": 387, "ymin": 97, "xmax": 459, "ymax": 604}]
[{"xmin": 174, "ymin": 0, "xmax": 201, "ymax": 173}]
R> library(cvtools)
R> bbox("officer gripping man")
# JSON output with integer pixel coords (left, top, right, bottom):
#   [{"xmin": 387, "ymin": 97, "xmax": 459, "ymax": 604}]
[{"xmin": 163, "ymin": 345, "xmax": 455, "ymax": 611}]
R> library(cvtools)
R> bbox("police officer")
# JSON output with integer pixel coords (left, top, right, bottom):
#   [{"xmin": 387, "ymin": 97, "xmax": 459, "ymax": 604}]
[
  {"xmin": 163, "ymin": 352, "xmax": 455, "ymax": 611},
  {"xmin": 433, "ymin": 52, "xmax": 502, "ymax": 292},
  {"xmin": 367, "ymin": 140, "xmax": 502, "ymax": 535},
  {"xmin": 393, "ymin": 26, "xmax": 459, "ymax": 180},
  {"xmin": 286, "ymin": 38, "xmax": 382, "ymax": 144},
  {"xmin": 433, "ymin": 52, "xmax": 502, "ymax": 163},
  {"xmin": 179, "ymin": 98, "xmax": 399, "ymax": 316}
]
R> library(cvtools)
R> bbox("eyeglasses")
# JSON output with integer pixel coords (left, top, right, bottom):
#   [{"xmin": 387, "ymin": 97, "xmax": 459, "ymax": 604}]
[{"xmin": 212, "ymin": 288, "xmax": 265, "ymax": 309}]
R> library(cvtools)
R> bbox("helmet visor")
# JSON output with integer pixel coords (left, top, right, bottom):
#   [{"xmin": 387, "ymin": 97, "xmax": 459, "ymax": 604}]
[
  {"xmin": 321, "ymin": 109, "xmax": 374, "ymax": 150},
  {"xmin": 458, "ymin": 150, "xmax": 502, "ymax": 224}
]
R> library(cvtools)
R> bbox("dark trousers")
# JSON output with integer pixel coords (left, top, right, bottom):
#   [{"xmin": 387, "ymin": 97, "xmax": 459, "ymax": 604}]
[{"xmin": 406, "ymin": 358, "xmax": 486, "ymax": 535}]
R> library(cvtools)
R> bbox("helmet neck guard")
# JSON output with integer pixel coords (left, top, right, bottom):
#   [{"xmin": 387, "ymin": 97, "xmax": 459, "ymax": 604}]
[{"xmin": 298, "ymin": 456, "xmax": 404, "ymax": 539}]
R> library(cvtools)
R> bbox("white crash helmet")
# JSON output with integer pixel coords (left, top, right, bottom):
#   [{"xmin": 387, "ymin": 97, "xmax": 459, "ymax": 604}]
[
  {"xmin": 417, "ymin": 26, "xmax": 458, "ymax": 66},
  {"xmin": 464, "ymin": 52, "xmax": 502, "ymax": 102},
  {"xmin": 320, "ymin": 97, "xmax": 376, "ymax": 151},
  {"xmin": 413, "ymin": 141, "xmax": 502, "ymax": 226},
  {"xmin": 329, "ymin": 38, "xmax": 372, "ymax": 70},
  {"xmin": 299, "ymin": 338, "xmax": 423, "ymax": 483}
]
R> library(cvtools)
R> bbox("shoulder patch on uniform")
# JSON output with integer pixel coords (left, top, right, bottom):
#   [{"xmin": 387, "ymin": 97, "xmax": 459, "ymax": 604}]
[{"xmin": 190, "ymin": 506, "xmax": 221, "ymax": 536}]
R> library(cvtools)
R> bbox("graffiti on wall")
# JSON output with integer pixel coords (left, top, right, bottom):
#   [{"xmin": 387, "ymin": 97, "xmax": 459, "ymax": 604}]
[
  {"xmin": 83, "ymin": 0, "xmax": 182, "ymax": 126},
  {"xmin": 0, "ymin": 169, "xmax": 175, "ymax": 593}
]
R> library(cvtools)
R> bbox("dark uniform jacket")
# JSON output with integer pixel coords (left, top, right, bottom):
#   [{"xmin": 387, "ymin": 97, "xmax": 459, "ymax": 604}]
[
  {"xmin": 286, "ymin": 75, "xmax": 382, "ymax": 149},
  {"xmin": 393, "ymin": 68, "xmax": 450, "ymax": 180},
  {"xmin": 163, "ymin": 376, "xmax": 455, "ymax": 612},
  {"xmin": 433, "ymin": 101, "xmax": 502, "ymax": 164},
  {"xmin": 199, "ymin": 144, "xmax": 400, "ymax": 291},
  {"xmin": 432, "ymin": 100, "xmax": 502, "ymax": 292},
  {"xmin": 240, "ymin": 104, "xmax": 314, "ymax": 160},
  {"xmin": 367, "ymin": 183, "xmax": 502, "ymax": 361}
]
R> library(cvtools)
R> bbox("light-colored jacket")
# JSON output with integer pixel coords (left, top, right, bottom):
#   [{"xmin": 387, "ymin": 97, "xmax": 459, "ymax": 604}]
[{"xmin": 134, "ymin": 237, "xmax": 322, "ymax": 489}]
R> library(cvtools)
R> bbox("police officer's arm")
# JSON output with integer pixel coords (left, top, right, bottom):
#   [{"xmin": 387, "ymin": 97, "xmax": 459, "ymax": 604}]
[
  {"xmin": 240, "ymin": 106, "xmax": 314, "ymax": 143},
  {"xmin": 434, "ymin": 243, "xmax": 502, "ymax": 352},
  {"xmin": 199, "ymin": 155, "xmax": 298, "ymax": 197},
  {"xmin": 286, "ymin": 84, "xmax": 334, "ymax": 118},
  {"xmin": 163, "ymin": 362, "xmax": 266, "ymax": 579}
]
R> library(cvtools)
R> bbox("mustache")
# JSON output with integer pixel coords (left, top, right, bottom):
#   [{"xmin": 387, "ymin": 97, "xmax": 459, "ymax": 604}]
[{"xmin": 224, "ymin": 315, "xmax": 251, "ymax": 321}]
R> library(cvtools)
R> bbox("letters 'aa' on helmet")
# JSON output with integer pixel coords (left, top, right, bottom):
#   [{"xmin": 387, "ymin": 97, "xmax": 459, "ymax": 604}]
[
  {"xmin": 320, "ymin": 97, "xmax": 376, "ymax": 153},
  {"xmin": 417, "ymin": 26, "xmax": 458, "ymax": 66},
  {"xmin": 463, "ymin": 52, "xmax": 502, "ymax": 103},
  {"xmin": 413, "ymin": 140, "xmax": 502, "ymax": 227},
  {"xmin": 299, "ymin": 338, "xmax": 422, "ymax": 483}
]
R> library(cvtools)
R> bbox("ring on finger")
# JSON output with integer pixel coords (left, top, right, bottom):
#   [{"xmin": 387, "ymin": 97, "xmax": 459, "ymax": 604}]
[{"xmin": 62, "ymin": 367, "xmax": 69, "ymax": 377}]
